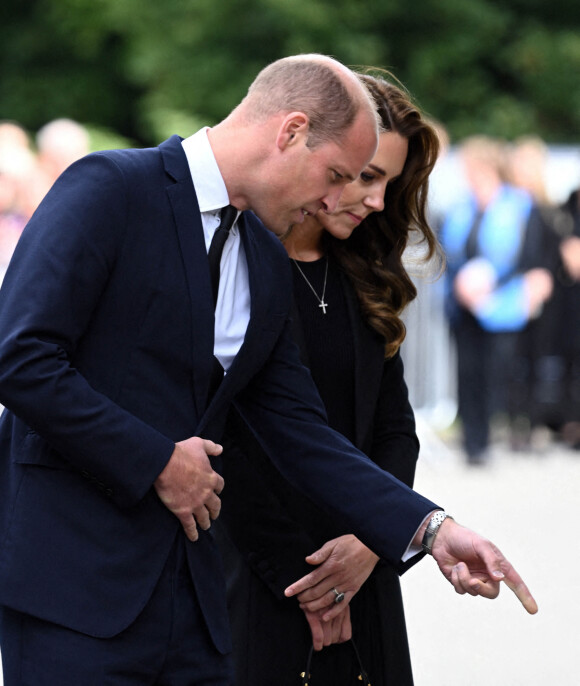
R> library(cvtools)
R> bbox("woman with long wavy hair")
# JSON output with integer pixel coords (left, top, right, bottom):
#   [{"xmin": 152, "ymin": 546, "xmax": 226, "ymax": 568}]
[{"xmin": 216, "ymin": 71, "xmax": 442, "ymax": 686}]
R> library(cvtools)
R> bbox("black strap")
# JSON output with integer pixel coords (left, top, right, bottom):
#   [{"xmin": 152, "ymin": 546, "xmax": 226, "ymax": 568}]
[
  {"xmin": 300, "ymin": 638, "xmax": 371, "ymax": 685},
  {"xmin": 464, "ymin": 209, "xmax": 484, "ymax": 261}
]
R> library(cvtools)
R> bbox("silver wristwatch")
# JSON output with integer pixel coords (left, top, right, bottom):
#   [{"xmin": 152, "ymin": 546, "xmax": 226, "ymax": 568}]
[{"xmin": 421, "ymin": 511, "xmax": 453, "ymax": 555}]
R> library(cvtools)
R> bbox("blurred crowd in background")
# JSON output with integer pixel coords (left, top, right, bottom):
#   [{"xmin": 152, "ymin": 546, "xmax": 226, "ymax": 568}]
[
  {"xmin": 407, "ymin": 130, "xmax": 580, "ymax": 464},
  {"xmin": 1, "ymin": 117, "xmax": 580, "ymax": 465},
  {"xmin": 0, "ymin": 119, "xmax": 90, "ymax": 278}
]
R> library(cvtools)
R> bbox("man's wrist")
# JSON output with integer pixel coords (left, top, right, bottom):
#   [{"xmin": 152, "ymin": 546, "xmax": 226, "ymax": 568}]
[
  {"xmin": 154, "ymin": 443, "xmax": 179, "ymax": 487},
  {"xmin": 421, "ymin": 510, "xmax": 454, "ymax": 555}
]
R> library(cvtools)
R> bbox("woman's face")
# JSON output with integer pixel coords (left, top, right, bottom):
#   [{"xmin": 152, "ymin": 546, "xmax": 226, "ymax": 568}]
[{"xmin": 316, "ymin": 130, "xmax": 409, "ymax": 240}]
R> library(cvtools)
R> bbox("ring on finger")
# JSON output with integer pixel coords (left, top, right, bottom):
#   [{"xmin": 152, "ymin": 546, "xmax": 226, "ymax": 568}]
[{"xmin": 332, "ymin": 587, "xmax": 345, "ymax": 604}]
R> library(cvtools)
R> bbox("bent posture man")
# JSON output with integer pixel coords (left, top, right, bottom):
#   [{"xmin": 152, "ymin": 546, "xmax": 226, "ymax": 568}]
[{"xmin": 0, "ymin": 55, "xmax": 535, "ymax": 685}]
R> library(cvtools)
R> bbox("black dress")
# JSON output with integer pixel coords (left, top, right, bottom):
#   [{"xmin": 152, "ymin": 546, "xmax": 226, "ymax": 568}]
[{"xmin": 216, "ymin": 256, "xmax": 419, "ymax": 685}]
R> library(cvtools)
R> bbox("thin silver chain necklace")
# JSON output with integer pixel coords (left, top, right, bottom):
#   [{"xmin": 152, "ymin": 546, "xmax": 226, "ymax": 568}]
[{"xmin": 291, "ymin": 256, "xmax": 329, "ymax": 314}]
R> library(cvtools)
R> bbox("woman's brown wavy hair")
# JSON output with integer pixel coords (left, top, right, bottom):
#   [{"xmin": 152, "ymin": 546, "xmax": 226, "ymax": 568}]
[{"xmin": 325, "ymin": 71, "xmax": 443, "ymax": 358}]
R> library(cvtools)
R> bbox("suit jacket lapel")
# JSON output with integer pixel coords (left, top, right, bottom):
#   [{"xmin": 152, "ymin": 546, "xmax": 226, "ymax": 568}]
[{"xmin": 159, "ymin": 136, "xmax": 215, "ymax": 417}]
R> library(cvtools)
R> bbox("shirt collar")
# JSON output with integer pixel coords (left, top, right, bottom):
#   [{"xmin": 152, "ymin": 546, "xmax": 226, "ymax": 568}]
[{"xmin": 181, "ymin": 127, "xmax": 230, "ymax": 215}]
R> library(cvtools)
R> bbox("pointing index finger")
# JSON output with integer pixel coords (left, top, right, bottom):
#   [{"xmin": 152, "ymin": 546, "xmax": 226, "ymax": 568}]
[{"xmin": 503, "ymin": 573, "xmax": 538, "ymax": 614}]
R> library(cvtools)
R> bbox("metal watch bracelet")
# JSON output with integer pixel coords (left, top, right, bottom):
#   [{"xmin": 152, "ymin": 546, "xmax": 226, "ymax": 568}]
[{"xmin": 421, "ymin": 511, "xmax": 454, "ymax": 555}]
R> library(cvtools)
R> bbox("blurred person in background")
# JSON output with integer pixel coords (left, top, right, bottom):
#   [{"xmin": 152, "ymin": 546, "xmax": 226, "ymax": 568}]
[
  {"xmin": 531, "ymin": 177, "xmax": 580, "ymax": 449},
  {"xmin": 557, "ymin": 185, "xmax": 580, "ymax": 447},
  {"xmin": 0, "ymin": 119, "xmax": 90, "ymax": 284},
  {"xmin": 34, "ymin": 118, "xmax": 90, "ymax": 205},
  {"xmin": 440, "ymin": 136, "xmax": 554, "ymax": 464},
  {"xmin": 0, "ymin": 122, "xmax": 38, "ymax": 282},
  {"xmin": 505, "ymin": 136, "xmax": 567, "ymax": 450},
  {"xmin": 508, "ymin": 135, "xmax": 551, "ymax": 206},
  {"xmin": 216, "ymin": 72, "xmax": 440, "ymax": 686},
  {"xmin": 0, "ymin": 121, "xmax": 31, "ymax": 151}
]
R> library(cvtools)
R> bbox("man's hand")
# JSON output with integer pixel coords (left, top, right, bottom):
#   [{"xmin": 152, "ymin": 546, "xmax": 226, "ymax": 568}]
[
  {"xmin": 422, "ymin": 516, "xmax": 538, "ymax": 614},
  {"xmin": 302, "ymin": 604, "xmax": 352, "ymax": 651},
  {"xmin": 284, "ymin": 535, "xmax": 379, "ymax": 621},
  {"xmin": 154, "ymin": 436, "xmax": 224, "ymax": 542}
]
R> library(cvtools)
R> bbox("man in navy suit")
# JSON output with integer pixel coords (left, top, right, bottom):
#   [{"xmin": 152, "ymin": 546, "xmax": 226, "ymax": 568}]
[{"xmin": 0, "ymin": 55, "xmax": 536, "ymax": 685}]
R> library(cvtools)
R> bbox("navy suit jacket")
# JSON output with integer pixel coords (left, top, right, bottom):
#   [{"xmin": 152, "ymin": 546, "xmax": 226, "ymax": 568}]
[{"xmin": 0, "ymin": 135, "xmax": 437, "ymax": 654}]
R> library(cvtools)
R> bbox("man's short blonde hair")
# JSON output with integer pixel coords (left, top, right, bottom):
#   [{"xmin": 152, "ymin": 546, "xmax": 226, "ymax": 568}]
[{"xmin": 244, "ymin": 55, "xmax": 366, "ymax": 149}]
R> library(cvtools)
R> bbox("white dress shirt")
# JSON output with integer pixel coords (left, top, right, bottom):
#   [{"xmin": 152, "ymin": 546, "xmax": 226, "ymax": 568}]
[{"xmin": 181, "ymin": 128, "xmax": 251, "ymax": 372}]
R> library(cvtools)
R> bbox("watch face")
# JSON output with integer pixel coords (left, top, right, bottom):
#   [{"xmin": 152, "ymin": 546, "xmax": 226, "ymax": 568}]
[{"xmin": 431, "ymin": 511, "xmax": 448, "ymax": 527}]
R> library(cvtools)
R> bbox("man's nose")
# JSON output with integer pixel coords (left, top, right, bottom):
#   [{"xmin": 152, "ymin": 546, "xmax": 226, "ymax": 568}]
[{"xmin": 321, "ymin": 186, "xmax": 344, "ymax": 214}]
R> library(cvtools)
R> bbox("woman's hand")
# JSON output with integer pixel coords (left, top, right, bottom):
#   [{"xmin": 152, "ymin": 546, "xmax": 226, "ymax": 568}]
[
  {"xmin": 302, "ymin": 604, "xmax": 352, "ymax": 651},
  {"xmin": 284, "ymin": 534, "xmax": 380, "ymax": 621}
]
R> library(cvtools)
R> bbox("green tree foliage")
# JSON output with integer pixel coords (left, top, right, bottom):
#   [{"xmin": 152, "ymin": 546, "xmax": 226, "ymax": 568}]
[{"xmin": 2, "ymin": 0, "xmax": 579, "ymax": 145}]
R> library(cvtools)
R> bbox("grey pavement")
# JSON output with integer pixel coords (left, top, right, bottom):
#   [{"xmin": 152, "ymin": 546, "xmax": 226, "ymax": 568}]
[{"xmin": 403, "ymin": 416, "xmax": 579, "ymax": 685}]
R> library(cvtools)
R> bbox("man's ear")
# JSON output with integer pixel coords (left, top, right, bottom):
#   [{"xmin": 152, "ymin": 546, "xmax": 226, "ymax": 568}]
[{"xmin": 276, "ymin": 112, "xmax": 309, "ymax": 150}]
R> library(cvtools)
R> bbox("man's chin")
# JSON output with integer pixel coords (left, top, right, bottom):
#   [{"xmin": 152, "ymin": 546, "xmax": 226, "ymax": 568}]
[
  {"xmin": 264, "ymin": 221, "xmax": 293, "ymax": 238},
  {"xmin": 277, "ymin": 224, "xmax": 294, "ymax": 240}
]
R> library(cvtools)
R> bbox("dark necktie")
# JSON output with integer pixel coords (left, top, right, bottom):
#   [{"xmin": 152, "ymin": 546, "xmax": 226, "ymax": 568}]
[
  {"xmin": 208, "ymin": 205, "xmax": 237, "ymax": 306},
  {"xmin": 207, "ymin": 205, "xmax": 237, "ymax": 403}
]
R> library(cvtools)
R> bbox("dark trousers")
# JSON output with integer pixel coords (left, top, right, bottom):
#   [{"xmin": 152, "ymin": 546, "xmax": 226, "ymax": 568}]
[
  {"xmin": 454, "ymin": 312, "xmax": 518, "ymax": 459},
  {"xmin": 0, "ymin": 536, "xmax": 233, "ymax": 685}
]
